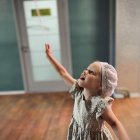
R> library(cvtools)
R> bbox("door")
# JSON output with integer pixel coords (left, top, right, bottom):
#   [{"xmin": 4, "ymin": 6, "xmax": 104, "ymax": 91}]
[{"xmin": 13, "ymin": 0, "xmax": 72, "ymax": 92}]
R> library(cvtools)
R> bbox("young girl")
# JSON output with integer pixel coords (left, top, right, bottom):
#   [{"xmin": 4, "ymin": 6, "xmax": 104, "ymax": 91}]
[{"xmin": 45, "ymin": 43, "xmax": 129, "ymax": 140}]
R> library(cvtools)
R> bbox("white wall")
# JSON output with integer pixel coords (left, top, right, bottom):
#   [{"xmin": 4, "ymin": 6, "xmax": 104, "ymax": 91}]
[{"xmin": 116, "ymin": 0, "xmax": 140, "ymax": 93}]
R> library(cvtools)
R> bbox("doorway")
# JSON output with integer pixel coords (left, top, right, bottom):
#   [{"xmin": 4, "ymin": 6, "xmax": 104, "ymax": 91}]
[{"xmin": 13, "ymin": 0, "xmax": 72, "ymax": 92}]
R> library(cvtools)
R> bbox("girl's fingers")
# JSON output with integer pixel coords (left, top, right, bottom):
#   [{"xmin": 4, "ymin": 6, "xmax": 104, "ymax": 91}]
[{"xmin": 45, "ymin": 43, "xmax": 51, "ymax": 50}]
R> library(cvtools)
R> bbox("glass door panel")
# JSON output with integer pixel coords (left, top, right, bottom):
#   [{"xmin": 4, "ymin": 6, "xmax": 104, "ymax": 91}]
[{"xmin": 23, "ymin": 0, "xmax": 61, "ymax": 82}]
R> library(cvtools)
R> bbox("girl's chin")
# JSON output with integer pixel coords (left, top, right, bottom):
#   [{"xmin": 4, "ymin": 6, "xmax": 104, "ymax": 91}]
[{"xmin": 78, "ymin": 79, "xmax": 85, "ymax": 87}]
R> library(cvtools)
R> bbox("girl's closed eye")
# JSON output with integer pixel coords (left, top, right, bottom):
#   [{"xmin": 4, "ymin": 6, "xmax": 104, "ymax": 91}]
[{"xmin": 87, "ymin": 69, "xmax": 96, "ymax": 75}]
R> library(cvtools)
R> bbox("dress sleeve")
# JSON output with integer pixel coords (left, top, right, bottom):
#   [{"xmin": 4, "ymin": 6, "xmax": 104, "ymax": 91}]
[
  {"xmin": 69, "ymin": 81, "xmax": 83, "ymax": 99},
  {"xmin": 96, "ymin": 97, "xmax": 114, "ymax": 120}
]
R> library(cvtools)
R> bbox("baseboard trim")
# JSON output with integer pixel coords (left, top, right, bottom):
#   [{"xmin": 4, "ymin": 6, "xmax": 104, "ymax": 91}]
[
  {"xmin": 114, "ymin": 92, "xmax": 140, "ymax": 98},
  {"xmin": 0, "ymin": 91, "xmax": 25, "ymax": 95}
]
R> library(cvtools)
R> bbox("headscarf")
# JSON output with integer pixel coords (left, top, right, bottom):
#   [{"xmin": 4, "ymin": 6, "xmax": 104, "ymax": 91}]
[{"xmin": 100, "ymin": 62, "xmax": 118, "ymax": 97}]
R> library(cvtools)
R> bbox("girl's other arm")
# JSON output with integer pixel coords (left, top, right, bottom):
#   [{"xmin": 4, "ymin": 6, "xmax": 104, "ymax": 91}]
[
  {"xmin": 45, "ymin": 43, "xmax": 76, "ymax": 87},
  {"xmin": 102, "ymin": 105, "xmax": 129, "ymax": 140}
]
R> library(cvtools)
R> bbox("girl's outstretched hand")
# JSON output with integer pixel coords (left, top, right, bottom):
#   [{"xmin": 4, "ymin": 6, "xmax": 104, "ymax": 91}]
[
  {"xmin": 44, "ymin": 42, "xmax": 76, "ymax": 86},
  {"xmin": 45, "ymin": 43, "xmax": 52, "ymax": 57}
]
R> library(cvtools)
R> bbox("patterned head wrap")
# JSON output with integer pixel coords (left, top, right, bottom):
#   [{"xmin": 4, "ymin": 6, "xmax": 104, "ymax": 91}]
[{"xmin": 100, "ymin": 62, "xmax": 118, "ymax": 97}]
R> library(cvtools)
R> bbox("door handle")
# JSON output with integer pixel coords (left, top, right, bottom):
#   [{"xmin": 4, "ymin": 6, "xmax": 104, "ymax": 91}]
[{"xmin": 21, "ymin": 46, "xmax": 29, "ymax": 52}]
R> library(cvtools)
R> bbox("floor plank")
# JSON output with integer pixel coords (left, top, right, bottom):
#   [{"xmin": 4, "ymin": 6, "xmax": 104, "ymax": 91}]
[{"xmin": 0, "ymin": 93, "xmax": 139, "ymax": 140}]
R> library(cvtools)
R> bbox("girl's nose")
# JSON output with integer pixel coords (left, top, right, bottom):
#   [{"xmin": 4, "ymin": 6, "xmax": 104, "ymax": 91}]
[{"xmin": 83, "ymin": 69, "xmax": 88, "ymax": 75}]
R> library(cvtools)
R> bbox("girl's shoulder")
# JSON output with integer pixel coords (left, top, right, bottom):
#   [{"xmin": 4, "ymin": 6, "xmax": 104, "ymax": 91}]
[
  {"xmin": 97, "ymin": 96, "xmax": 114, "ymax": 109},
  {"xmin": 95, "ymin": 96, "xmax": 114, "ymax": 120},
  {"xmin": 91, "ymin": 96, "xmax": 114, "ymax": 106},
  {"xmin": 100, "ymin": 96, "xmax": 114, "ymax": 104}
]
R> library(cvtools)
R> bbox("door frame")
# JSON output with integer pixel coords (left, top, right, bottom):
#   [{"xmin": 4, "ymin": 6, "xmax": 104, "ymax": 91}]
[{"xmin": 12, "ymin": 0, "xmax": 72, "ymax": 93}]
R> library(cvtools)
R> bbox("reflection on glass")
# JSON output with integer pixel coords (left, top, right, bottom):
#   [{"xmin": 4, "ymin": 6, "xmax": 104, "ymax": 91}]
[{"xmin": 32, "ymin": 8, "xmax": 51, "ymax": 16}]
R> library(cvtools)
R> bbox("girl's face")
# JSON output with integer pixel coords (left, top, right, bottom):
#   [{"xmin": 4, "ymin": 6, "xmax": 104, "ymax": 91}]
[{"xmin": 78, "ymin": 62, "xmax": 102, "ymax": 92}]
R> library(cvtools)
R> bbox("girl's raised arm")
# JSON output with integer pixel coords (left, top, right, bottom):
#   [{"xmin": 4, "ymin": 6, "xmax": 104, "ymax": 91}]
[{"xmin": 45, "ymin": 43, "xmax": 76, "ymax": 87}]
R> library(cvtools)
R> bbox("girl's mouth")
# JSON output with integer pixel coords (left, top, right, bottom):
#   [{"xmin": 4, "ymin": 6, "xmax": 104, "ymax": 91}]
[{"xmin": 80, "ymin": 76, "xmax": 85, "ymax": 80}]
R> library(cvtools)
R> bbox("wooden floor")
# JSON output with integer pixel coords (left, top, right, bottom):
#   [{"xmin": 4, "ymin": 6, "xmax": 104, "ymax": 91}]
[{"xmin": 0, "ymin": 92, "xmax": 140, "ymax": 140}]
